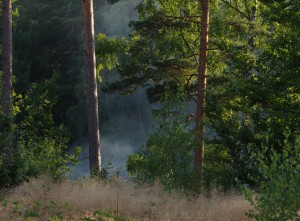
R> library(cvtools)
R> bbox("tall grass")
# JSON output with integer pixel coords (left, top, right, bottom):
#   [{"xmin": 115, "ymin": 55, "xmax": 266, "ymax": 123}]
[{"xmin": 0, "ymin": 177, "xmax": 251, "ymax": 220}]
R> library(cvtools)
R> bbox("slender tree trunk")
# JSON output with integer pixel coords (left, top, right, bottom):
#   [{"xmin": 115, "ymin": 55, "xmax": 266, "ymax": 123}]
[
  {"xmin": 1, "ymin": 0, "xmax": 13, "ymax": 169},
  {"xmin": 195, "ymin": 0, "xmax": 209, "ymax": 192},
  {"xmin": 249, "ymin": 0, "xmax": 258, "ymax": 50},
  {"xmin": 83, "ymin": 0, "xmax": 101, "ymax": 176}
]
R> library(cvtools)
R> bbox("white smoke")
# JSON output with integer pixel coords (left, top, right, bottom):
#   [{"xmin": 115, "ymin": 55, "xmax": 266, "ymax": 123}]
[{"xmin": 95, "ymin": 0, "xmax": 140, "ymax": 37}]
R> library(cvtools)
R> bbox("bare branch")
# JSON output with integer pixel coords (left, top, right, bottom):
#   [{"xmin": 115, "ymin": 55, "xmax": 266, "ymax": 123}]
[
  {"xmin": 185, "ymin": 73, "xmax": 197, "ymax": 103},
  {"xmin": 164, "ymin": 15, "xmax": 200, "ymax": 24},
  {"xmin": 184, "ymin": 53, "xmax": 200, "ymax": 59},
  {"xmin": 185, "ymin": 114, "xmax": 196, "ymax": 124}
]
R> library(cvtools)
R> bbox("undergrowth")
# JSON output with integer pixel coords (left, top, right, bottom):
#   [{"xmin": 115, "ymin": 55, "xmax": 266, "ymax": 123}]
[{"xmin": 0, "ymin": 176, "xmax": 251, "ymax": 221}]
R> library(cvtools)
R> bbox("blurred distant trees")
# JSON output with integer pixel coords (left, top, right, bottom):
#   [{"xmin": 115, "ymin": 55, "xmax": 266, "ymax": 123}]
[{"xmin": 13, "ymin": 0, "xmax": 86, "ymax": 140}]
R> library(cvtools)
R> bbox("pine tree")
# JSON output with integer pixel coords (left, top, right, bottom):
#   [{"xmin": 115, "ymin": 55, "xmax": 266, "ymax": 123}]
[
  {"xmin": 83, "ymin": 0, "xmax": 101, "ymax": 176},
  {"xmin": 195, "ymin": 0, "xmax": 209, "ymax": 191},
  {"xmin": 1, "ymin": 0, "xmax": 13, "ymax": 170}
]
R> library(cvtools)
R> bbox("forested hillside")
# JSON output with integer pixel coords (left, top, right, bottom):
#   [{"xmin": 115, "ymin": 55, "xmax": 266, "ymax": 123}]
[{"xmin": 1, "ymin": 0, "xmax": 299, "ymax": 220}]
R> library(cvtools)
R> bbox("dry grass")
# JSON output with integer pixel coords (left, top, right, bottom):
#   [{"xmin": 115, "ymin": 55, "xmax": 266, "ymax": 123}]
[{"xmin": 0, "ymin": 177, "xmax": 252, "ymax": 221}]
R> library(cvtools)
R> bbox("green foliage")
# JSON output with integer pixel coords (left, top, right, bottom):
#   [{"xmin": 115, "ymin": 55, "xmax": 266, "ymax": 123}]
[
  {"xmin": 1, "ymin": 196, "xmax": 134, "ymax": 221},
  {"xmin": 104, "ymin": 0, "xmax": 199, "ymax": 95},
  {"xmin": 95, "ymin": 34, "xmax": 128, "ymax": 74},
  {"xmin": 127, "ymin": 91, "xmax": 195, "ymax": 190},
  {"xmin": 98, "ymin": 161, "xmax": 121, "ymax": 182},
  {"xmin": 1, "ymin": 0, "xmax": 299, "ymax": 197},
  {"xmin": 13, "ymin": 0, "xmax": 86, "ymax": 140},
  {"xmin": 127, "ymin": 119, "xmax": 195, "ymax": 190},
  {"xmin": 203, "ymin": 0, "xmax": 300, "ymax": 186},
  {"xmin": 243, "ymin": 131, "xmax": 300, "ymax": 221},
  {"xmin": 0, "ymin": 78, "xmax": 81, "ymax": 187},
  {"xmin": 1, "ymin": 198, "xmax": 9, "ymax": 208},
  {"xmin": 15, "ymin": 79, "xmax": 81, "ymax": 181},
  {"xmin": 24, "ymin": 208, "xmax": 40, "ymax": 218},
  {"xmin": 127, "ymin": 89, "xmax": 239, "ymax": 192},
  {"xmin": 204, "ymin": 143, "xmax": 235, "ymax": 191},
  {"xmin": 12, "ymin": 201, "xmax": 19, "ymax": 213},
  {"xmin": 91, "ymin": 210, "xmax": 132, "ymax": 221},
  {"xmin": 110, "ymin": 0, "xmax": 285, "ymax": 188},
  {"xmin": 1, "ymin": 199, "xmax": 72, "ymax": 220}
]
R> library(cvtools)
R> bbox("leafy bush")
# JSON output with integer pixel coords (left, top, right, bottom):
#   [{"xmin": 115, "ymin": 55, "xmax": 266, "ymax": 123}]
[
  {"xmin": 127, "ymin": 116, "xmax": 195, "ymax": 190},
  {"xmin": 98, "ymin": 161, "xmax": 122, "ymax": 182},
  {"xmin": 243, "ymin": 131, "xmax": 300, "ymax": 221},
  {"xmin": 0, "ymin": 78, "xmax": 80, "ymax": 187},
  {"xmin": 127, "ymin": 91, "xmax": 195, "ymax": 190},
  {"xmin": 204, "ymin": 142, "xmax": 234, "ymax": 191}
]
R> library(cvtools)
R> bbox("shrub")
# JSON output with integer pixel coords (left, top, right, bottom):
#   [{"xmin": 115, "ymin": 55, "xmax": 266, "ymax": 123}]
[
  {"xmin": 243, "ymin": 131, "xmax": 300, "ymax": 221},
  {"xmin": 127, "ymin": 117, "xmax": 195, "ymax": 191},
  {"xmin": 127, "ymin": 90, "xmax": 195, "ymax": 191},
  {"xmin": 0, "ymin": 78, "xmax": 81, "ymax": 187}
]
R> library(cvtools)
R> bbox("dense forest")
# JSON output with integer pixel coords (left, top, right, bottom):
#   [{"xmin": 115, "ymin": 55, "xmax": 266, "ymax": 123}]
[{"xmin": 1, "ymin": 0, "xmax": 300, "ymax": 220}]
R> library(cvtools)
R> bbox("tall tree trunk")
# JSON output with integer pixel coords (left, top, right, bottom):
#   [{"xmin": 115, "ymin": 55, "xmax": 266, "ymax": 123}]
[
  {"xmin": 83, "ymin": 0, "xmax": 101, "ymax": 176},
  {"xmin": 1, "ymin": 0, "xmax": 13, "ymax": 170},
  {"xmin": 195, "ymin": 0, "xmax": 209, "ymax": 192}
]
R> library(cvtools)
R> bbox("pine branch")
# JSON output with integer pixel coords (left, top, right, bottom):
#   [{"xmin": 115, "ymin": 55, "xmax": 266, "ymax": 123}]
[{"xmin": 221, "ymin": 0, "xmax": 250, "ymax": 21}]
